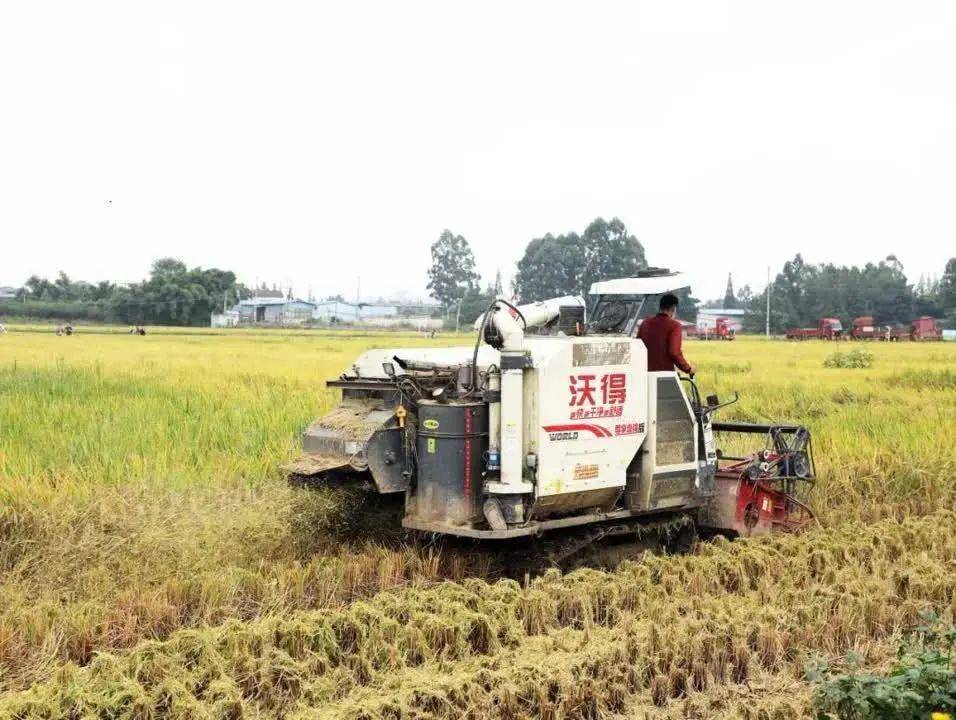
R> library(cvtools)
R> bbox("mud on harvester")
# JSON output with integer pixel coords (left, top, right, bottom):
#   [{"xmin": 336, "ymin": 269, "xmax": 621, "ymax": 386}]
[{"xmin": 285, "ymin": 270, "xmax": 815, "ymax": 559}]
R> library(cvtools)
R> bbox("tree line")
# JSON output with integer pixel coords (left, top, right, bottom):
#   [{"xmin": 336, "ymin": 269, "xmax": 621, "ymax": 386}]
[
  {"xmin": 6, "ymin": 237, "xmax": 953, "ymax": 332},
  {"xmin": 739, "ymin": 254, "xmax": 956, "ymax": 333},
  {"xmin": 426, "ymin": 217, "xmax": 700, "ymax": 326},
  {"xmin": 428, "ymin": 226, "xmax": 955, "ymax": 332},
  {"xmin": 1, "ymin": 259, "xmax": 247, "ymax": 326}
]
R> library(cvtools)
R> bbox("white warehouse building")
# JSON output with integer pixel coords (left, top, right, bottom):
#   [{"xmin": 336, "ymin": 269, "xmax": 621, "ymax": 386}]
[
  {"xmin": 236, "ymin": 297, "xmax": 316, "ymax": 325},
  {"xmin": 313, "ymin": 301, "xmax": 398, "ymax": 323}
]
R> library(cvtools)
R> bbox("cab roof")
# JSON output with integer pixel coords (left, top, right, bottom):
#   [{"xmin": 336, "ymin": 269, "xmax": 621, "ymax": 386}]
[{"xmin": 589, "ymin": 271, "xmax": 690, "ymax": 296}]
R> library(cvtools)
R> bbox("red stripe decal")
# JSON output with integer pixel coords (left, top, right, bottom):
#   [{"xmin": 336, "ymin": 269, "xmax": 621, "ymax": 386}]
[
  {"xmin": 542, "ymin": 423, "xmax": 612, "ymax": 437},
  {"xmin": 464, "ymin": 410, "xmax": 472, "ymax": 497}
]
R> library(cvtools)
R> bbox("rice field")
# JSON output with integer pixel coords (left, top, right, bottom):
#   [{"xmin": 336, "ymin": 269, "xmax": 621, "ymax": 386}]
[{"xmin": 1, "ymin": 327, "xmax": 954, "ymax": 718}]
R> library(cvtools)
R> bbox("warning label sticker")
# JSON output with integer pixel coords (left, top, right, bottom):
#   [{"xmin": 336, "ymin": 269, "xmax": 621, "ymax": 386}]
[{"xmin": 572, "ymin": 341, "xmax": 631, "ymax": 367}]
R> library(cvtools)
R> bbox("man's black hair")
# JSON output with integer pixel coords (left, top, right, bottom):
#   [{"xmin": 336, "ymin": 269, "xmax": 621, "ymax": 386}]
[{"xmin": 659, "ymin": 293, "xmax": 680, "ymax": 311}]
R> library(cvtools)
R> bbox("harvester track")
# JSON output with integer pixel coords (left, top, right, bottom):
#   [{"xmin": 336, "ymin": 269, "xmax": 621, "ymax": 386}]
[{"xmin": 288, "ymin": 475, "xmax": 700, "ymax": 581}]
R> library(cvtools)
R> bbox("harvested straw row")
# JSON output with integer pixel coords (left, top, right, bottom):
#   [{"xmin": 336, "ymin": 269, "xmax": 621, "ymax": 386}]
[
  {"xmin": 309, "ymin": 401, "xmax": 387, "ymax": 442},
  {"xmin": 3, "ymin": 511, "xmax": 954, "ymax": 719}
]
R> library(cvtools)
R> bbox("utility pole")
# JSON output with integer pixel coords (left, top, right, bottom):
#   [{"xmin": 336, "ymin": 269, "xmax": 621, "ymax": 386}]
[
  {"xmin": 355, "ymin": 276, "xmax": 361, "ymax": 325},
  {"xmin": 765, "ymin": 265, "xmax": 771, "ymax": 337}
]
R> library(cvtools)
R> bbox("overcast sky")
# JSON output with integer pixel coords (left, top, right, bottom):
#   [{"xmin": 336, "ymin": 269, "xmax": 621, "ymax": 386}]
[{"xmin": 2, "ymin": 1, "xmax": 954, "ymax": 302}]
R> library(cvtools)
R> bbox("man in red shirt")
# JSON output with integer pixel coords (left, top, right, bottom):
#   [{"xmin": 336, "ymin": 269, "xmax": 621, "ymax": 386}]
[{"xmin": 636, "ymin": 293, "xmax": 695, "ymax": 375}]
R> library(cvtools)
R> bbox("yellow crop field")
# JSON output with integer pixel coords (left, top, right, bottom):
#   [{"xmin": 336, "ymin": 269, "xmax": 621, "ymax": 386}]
[{"xmin": 1, "ymin": 328, "xmax": 954, "ymax": 718}]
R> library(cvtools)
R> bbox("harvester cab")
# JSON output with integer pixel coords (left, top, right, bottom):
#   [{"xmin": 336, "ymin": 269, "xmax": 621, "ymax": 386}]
[{"xmin": 285, "ymin": 269, "xmax": 815, "ymax": 554}]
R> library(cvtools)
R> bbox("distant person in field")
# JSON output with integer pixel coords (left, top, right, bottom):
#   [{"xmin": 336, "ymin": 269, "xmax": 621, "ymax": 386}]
[
  {"xmin": 636, "ymin": 293, "xmax": 695, "ymax": 376},
  {"xmin": 0, "ymin": 322, "xmax": 6, "ymax": 334}
]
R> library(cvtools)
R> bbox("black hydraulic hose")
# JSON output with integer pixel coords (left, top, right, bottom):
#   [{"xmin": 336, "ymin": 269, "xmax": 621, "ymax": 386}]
[
  {"xmin": 470, "ymin": 299, "xmax": 498, "ymax": 391},
  {"xmin": 496, "ymin": 299, "xmax": 527, "ymax": 328},
  {"xmin": 469, "ymin": 300, "xmax": 527, "ymax": 391}
]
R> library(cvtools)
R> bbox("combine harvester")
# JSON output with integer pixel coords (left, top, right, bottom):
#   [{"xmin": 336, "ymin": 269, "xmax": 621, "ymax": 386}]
[
  {"xmin": 286, "ymin": 270, "xmax": 815, "ymax": 566},
  {"xmin": 909, "ymin": 316, "xmax": 943, "ymax": 341}
]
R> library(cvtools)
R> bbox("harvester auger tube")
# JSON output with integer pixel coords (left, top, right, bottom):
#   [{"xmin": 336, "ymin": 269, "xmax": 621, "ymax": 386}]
[{"xmin": 285, "ymin": 268, "xmax": 817, "ymax": 561}]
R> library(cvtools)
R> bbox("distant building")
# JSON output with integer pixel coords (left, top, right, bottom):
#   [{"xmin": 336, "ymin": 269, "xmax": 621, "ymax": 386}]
[
  {"xmin": 697, "ymin": 308, "xmax": 748, "ymax": 333},
  {"xmin": 313, "ymin": 301, "xmax": 398, "ymax": 323},
  {"xmin": 210, "ymin": 309, "xmax": 240, "ymax": 328},
  {"xmin": 235, "ymin": 297, "xmax": 316, "ymax": 325},
  {"xmin": 357, "ymin": 303, "xmax": 398, "ymax": 319},
  {"xmin": 313, "ymin": 301, "xmax": 359, "ymax": 322},
  {"xmin": 393, "ymin": 300, "xmax": 441, "ymax": 316},
  {"xmin": 361, "ymin": 315, "xmax": 443, "ymax": 330},
  {"xmin": 0, "ymin": 286, "xmax": 19, "ymax": 299},
  {"xmin": 209, "ymin": 296, "xmax": 441, "ymax": 330}
]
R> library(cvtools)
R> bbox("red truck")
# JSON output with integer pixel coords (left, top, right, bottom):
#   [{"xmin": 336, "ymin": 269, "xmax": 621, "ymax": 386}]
[
  {"xmin": 699, "ymin": 316, "xmax": 737, "ymax": 340},
  {"xmin": 786, "ymin": 317, "xmax": 843, "ymax": 340},
  {"xmin": 679, "ymin": 320, "xmax": 699, "ymax": 339},
  {"xmin": 849, "ymin": 316, "xmax": 887, "ymax": 340}
]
